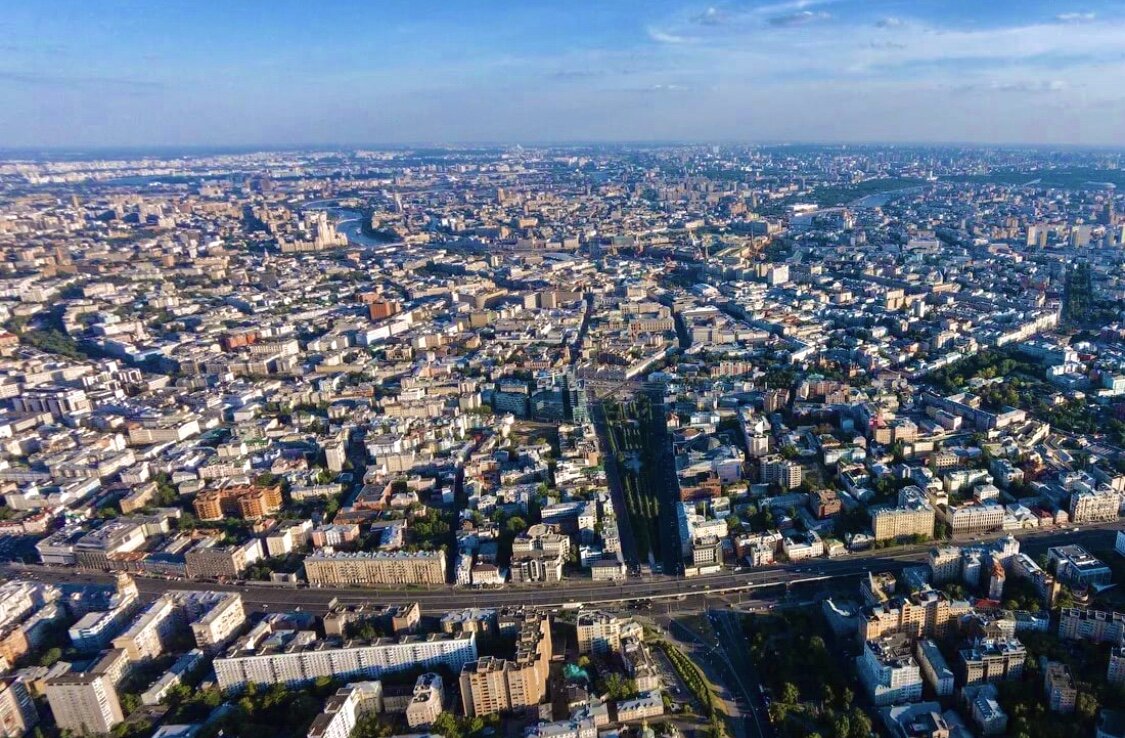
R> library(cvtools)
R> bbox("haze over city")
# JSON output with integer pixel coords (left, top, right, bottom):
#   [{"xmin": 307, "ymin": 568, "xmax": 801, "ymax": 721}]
[{"xmin": 3, "ymin": 0, "xmax": 1125, "ymax": 148}]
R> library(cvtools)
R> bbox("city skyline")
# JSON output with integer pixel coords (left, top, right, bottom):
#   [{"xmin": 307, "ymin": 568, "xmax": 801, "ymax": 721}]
[{"xmin": 3, "ymin": 0, "xmax": 1125, "ymax": 149}]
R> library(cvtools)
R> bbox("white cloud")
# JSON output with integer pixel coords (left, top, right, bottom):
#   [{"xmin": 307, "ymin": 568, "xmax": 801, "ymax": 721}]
[
  {"xmin": 647, "ymin": 27, "xmax": 692, "ymax": 44},
  {"xmin": 1056, "ymin": 11, "xmax": 1096, "ymax": 22}
]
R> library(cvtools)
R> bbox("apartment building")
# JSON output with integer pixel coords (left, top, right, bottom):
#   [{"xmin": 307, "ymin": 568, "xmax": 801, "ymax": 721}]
[
  {"xmin": 958, "ymin": 638, "xmax": 1026, "ymax": 686},
  {"xmin": 915, "ymin": 638, "xmax": 955, "ymax": 697},
  {"xmin": 193, "ymin": 483, "xmax": 283, "ymax": 521},
  {"xmin": 303, "ymin": 550, "xmax": 447, "ymax": 586},
  {"xmin": 0, "ymin": 677, "xmax": 37, "ymax": 738},
  {"xmin": 576, "ymin": 611, "xmax": 642, "ymax": 655},
  {"xmin": 460, "ymin": 609, "xmax": 552, "ymax": 717},
  {"xmin": 857, "ymin": 634, "xmax": 923, "ymax": 706},
  {"xmin": 405, "ymin": 673, "xmax": 443, "ymax": 728},
  {"xmin": 1044, "ymin": 661, "xmax": 1077, "ymax": 714},
  {"xmin": 759, "ymin": 455, "xmax": 803, "ymax": 490},
  {"xmin": 214, "ymin": 631, "xmax": 477, "ymax": 692},
  {"xmin": 1108, "ymin": 647, "xmax": 1125, "ymax": 687},
  {"xmin": 306, "ymin": 682, "xmax": 384, "ymax": 738},
  {"xmin": 861, "ymin": 589, "xmax": 968, "ymax": 642},
  {"xmin": 184, "ymin": 537, "xmax": 261, "ymax": 580},
  {"xmin": 928, "ymin": 546, "xmax": 962, "ymax": 584},
  {"xmin": 44, "ymin": 659, "xmax": 125, "ymax": 736},
  {"xmin": 112, "ymin": 591, "xmax": 245, "ymax": 661},
  {"xmin": 1058, "ymin": 608, "xmax": 1125, "ymax": 643},
  {"xmin": 188, "ymin": 592, "xmax": 246, "ymax": 652},
  {"xmin": 111, "ymin": 595, "xmax": 183, "ymax": 662}
]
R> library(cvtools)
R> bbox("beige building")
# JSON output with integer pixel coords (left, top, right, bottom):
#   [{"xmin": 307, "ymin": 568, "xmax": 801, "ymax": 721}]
[
  {"xmin": 1069, "ymin": 488, "xmax": 1121, "ymax": 524},
  {"xmin": 759, "ymin": 455, "xmax": 803, "ymax": 490},
  {"xmin": 184, "ymin": 537, "xmax": 259, "ymax": 580},
  {"xmin": 871, "ymin": 488, "xmax": 935, "ymax": 541},
  {"xmin": 1044, "ymin": 661, "xmax": 1077, "ymax": 714},
  {"xmin": 189, "ymin": 592, "xmax": 246, "ymax": 652},
  {"xmin": 112, "ymin": 596, "xmax": 182, "ymax": 662},
  {"xmin": 576, "ymin": 610, "xmax": 642, "ymax": 655},
  {"xmin": 940, "ymin": 503, "xmax": 1005, "ymax": 536},
  {"xmin": 958, "ymin": 638, "xmax": 1026, "ymax": 686},
  {"xmin": 460, "ymin": 610, "xmax": 552, "ymax": 717},
  {"xmin": 928, "ymin": 546, "xmax": 962, "ymax": 584},
  {"xmin": 304, "ymin": 550, "xmax": 446, "ymax": 586},
  {"xmin": 44, "ymin": 660, "xmax": 125, "ymax": 736},
  {"xmin": 405, "ymin": 673, "xmax": 443, "ymax": 728},
  {"xmin": 861, "ymin": 590, "xmax": 968, "ymax": 642}
]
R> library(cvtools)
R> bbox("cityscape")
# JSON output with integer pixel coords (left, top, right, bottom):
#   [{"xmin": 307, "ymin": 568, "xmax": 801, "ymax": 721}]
[{"xmin": 2, "ymin": 4, "xmax": 1125, "ymax": 738}]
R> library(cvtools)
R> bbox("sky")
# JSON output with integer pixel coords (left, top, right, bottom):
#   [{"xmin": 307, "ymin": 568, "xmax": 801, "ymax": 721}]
[{"xmin": 2, "ymin": 0, "xmax": 1124, "ymax": 149}]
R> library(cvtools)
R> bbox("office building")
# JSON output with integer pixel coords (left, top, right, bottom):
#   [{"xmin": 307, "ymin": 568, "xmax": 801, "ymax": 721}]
[{"xmin": 1048, "ymin": 545, "xmax": 1113, "ymax": 588}]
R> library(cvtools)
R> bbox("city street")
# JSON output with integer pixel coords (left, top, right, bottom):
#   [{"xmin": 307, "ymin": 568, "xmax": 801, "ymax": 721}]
[{"xmin": 6, "ymin": 521, "xmax": 1120, "ymax": 613}]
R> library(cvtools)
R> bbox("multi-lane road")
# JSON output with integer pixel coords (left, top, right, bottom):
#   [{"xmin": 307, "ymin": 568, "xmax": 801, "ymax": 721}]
[{"xmin": 5, "ymin": 522, "xmax": 1119, "ymax": 615}]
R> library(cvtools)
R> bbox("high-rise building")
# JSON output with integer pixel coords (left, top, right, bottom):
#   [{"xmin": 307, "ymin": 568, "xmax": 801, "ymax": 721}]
[
  {"xmin": 857, "ymin": 634, "xmax": 923, "ymax": 706},
  {"xmin": 460, "ymin": 609, "xmax": 552, "ymax": 717},
  {"xmin": 44, "ymin": 661, "xmax": 125, "ymax": 736},
  {"xmin": 0, "ymin": 677, "xmax": 37, "ymax": 737}
]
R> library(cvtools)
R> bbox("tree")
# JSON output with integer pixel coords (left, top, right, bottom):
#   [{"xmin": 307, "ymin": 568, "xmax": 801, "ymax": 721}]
[
  {"xmin": 598, "ymin": 672, "xmax": 637, "ymax": 701},
  {"xmin": 1077, "ymin": 692, "xmax": 1100, "ymax": 723},
  {"xmin": 833, "ymin": 714, "xmax": 851, "ymax": 738},
  {"xmin": 848, "ymin": 708, "xmax": 872, "ymax": 738},
  {"xmin": 39, "ymin": 647, "xmax": 63, "ymax": 667},
  {"xmin": 781, "ymin": 681, "xmax": 800, "ymax": 705}
]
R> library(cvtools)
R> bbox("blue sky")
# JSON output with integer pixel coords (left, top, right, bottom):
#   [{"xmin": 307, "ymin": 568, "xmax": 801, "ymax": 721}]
[{"xmin": 2, "ymin": 0, "xmax": 1124, "ymax": 148}]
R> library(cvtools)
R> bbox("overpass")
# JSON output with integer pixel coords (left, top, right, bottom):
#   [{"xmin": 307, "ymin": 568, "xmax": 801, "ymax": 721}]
[{"xmin": 6, "ymin": 522, "xmax": 1119, "ymax": 614}]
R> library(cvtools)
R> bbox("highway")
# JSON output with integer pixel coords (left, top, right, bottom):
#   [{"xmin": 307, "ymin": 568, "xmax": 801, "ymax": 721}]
[{"xmin": 5, "ymin": 522, "xmax": 1119, "ymax": 614}]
